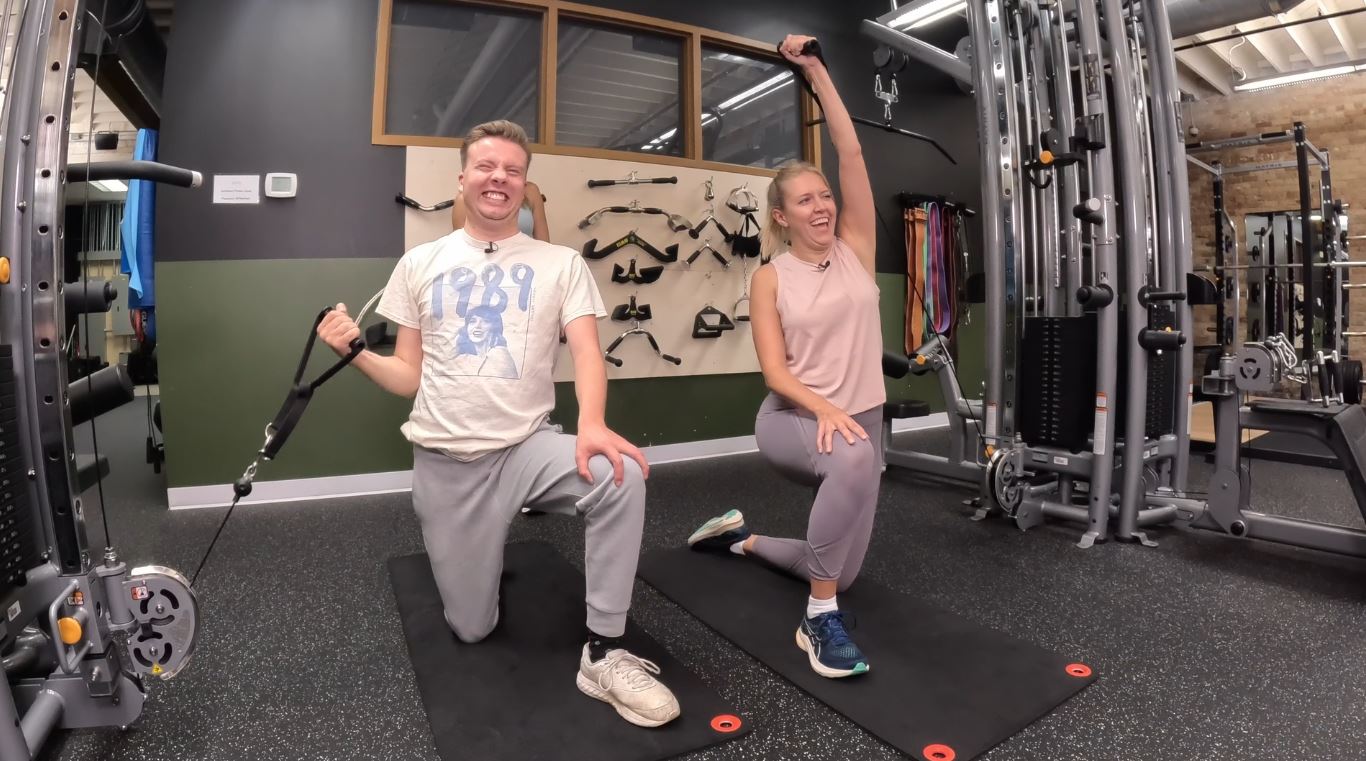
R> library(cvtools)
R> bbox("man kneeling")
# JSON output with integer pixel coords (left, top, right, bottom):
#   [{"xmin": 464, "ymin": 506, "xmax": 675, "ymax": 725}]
[{"xmin": 318, "ymin": 120, "xmax": 679, "ymax": 728}]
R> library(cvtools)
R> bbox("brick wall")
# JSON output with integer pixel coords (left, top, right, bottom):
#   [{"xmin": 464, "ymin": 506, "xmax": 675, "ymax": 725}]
[{"xmin": 1183, "ymin": 73, "xmax": 1366, "ymax": 363}]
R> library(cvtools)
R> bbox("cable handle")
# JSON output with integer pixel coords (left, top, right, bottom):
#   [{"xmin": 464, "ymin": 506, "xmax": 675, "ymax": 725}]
[
  {"xmin": 395, "ymin": 194, "xmax": 455, "ymax": 212},
  {"xmin": 260, "ymin": 306, "xmax": 366, "ymax": 463},
  {"xmin": 586, "ymin": 176, "xmax": 679, "ymax": 188},
  {"xmin": 779, "ymin": 38, "xmax": 828, "ymax": 100},
  {"xmin": 304, "ymin": 306, "xmax": 366, "ymax": 390}
]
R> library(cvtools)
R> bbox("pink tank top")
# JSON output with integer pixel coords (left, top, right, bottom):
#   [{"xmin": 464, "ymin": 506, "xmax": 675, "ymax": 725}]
[{"xmin": 771, "ymin": 239, "xmax": 887, "ymax": 415}]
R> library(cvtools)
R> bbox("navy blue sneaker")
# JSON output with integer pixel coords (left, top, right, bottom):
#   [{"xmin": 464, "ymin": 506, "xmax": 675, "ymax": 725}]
[
  {"xmin": 686, "ymin": 509, "xmax": 752, "ymax": 553},
  {"xmin": 796, "ymin": 610, "xmax": 870, "ymax": 678}
]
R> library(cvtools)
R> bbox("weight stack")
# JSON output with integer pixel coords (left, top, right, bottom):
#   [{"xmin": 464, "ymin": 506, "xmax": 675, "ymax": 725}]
[
  {"xmin": 0, "ymin": 346, "xmax": 39, "ymax": 605},
  {"xmin": 1018, "ymin": 315, "xmax": 1098, "ymax": 453}
]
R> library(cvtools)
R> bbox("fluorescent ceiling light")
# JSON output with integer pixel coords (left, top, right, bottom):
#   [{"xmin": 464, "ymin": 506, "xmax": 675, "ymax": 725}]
[
  {"xmin": 717, "ymin": 71, "xmax": 792, "ymax": 110},
  {"xmin": 1233, "ymin": 64, "xmax": 1361, "ymax": 92},
  {"xmin": 89, "ymin": 179, "xmax": 127, "ymax": 192},
  {"xmin": 707, "ymin": 52, "xmax": 754, "ymax": 65},
  {"xmin": 641, "ymin": 78, "xmax": 790, "ymax": 148},
  {"xmin": 642, "ymin": 127, "xmax": 678, "ymax": 150},
  {"xmin": 909, "ymin": 3, "xmax": 965, "ymax": 28},
  {"xmin": 725, "ymin": 78, "xmax": 793, "ymax": 113},
  {"xmin": 888, "ymin": 0, "xmax": 965, "ymax": 30}
]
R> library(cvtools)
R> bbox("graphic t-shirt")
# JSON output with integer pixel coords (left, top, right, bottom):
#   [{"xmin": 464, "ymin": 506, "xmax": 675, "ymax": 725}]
[{"xmin": 377, "ymin": 229, "xmax": 605, "ymax": 460}]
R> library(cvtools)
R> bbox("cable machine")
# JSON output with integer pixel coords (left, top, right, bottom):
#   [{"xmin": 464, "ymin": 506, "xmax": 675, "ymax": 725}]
[
  {"xmin": 869, "ymin": 0, "xmax": 1366, "ymax": 559},
  {"xmin": 2, "ymin": 2, "xmax": 200, "ymax": 757}
]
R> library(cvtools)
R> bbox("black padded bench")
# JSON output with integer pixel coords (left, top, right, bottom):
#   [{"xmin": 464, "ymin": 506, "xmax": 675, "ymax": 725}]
[{"xmin": 881, "ymin": 399, "xmax": 932, "ymax": 470}]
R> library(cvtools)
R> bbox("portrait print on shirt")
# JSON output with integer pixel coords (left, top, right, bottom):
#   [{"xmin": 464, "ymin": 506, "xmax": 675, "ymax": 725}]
[{"xmin": 428, "ymin": 261, "xmax": 535, "ymax": 380}]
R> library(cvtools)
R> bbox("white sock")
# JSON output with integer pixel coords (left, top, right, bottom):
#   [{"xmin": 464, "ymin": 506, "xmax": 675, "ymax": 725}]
[
  {"xmin": 806, "ymin": 594, "xmax": 838, "ymax": 619},
  {"xmin": 729, "ymin": 540, "xmax": 747, "ymax": 555}
]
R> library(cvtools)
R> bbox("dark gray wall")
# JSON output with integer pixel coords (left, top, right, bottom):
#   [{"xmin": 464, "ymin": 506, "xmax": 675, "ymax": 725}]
[
  {"xmin": 157, "ymin": 0, "xmax": 405, "ymax": 262},
  {"xmin": 158, "ymin": 0, "xmax": 979, "ymax": 269}
]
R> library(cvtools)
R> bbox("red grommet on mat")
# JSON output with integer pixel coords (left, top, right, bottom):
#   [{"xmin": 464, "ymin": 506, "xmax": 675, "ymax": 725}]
[
  {"xmin": 923, "ymin": 743, "xmax": 956, "ymax": 761},
  {"xmin": 710, "ymin": 714, "xmax": 742, "ymax": 733},
  {"xmin": 1066, "ymin": 663, "xmax": 1093, "ymax": 678}
]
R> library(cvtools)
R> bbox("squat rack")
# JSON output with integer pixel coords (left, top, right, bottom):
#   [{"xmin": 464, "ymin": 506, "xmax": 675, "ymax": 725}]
[{"xmin": 1188, "ymin": 123, "xmax": 1349, "ymax": 366}]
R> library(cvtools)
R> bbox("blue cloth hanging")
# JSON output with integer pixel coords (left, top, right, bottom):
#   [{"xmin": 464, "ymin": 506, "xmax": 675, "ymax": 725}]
[{"xmin": 120, "ymin": 129, "xmax": 158, "ymax": 312}]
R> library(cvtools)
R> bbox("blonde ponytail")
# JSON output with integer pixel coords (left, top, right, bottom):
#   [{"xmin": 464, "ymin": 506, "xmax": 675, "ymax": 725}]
[
  {"xmin": 760, "ymin": 205, "xmax": 787, "ymax": 262},
  {"xmin": 760, "ymin": 160, "xmax": 829, "ymax": 262}
]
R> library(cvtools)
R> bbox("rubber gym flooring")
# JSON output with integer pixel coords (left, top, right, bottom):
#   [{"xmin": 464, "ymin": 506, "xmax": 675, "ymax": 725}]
[{"xmin": 47, "ymin": 407, "xmax": 1366, "ymax": 760}]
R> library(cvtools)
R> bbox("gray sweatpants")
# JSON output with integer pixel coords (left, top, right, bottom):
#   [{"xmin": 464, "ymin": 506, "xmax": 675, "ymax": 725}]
[
  {"xmin": 751, "ymin": 393, "xmax": 884, "ymax": 593},
  {"xmin": 410, "ymin": 424, "xmax": 645, "ymax": 642}
]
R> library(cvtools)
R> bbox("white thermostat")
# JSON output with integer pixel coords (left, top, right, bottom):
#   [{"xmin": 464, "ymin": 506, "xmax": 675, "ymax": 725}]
[{"xmin": 264, "ymin": 173, "xmax": 297, "ymax": 198}]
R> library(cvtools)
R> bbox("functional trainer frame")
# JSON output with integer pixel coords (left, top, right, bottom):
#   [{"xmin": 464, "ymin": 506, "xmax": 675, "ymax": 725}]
[
  {"xmin": 868, "ymin": 0, "xmax": 1366, "ymax": 559},
  {"xmin": 2, "ymin": 2, "xmax": 201, "ymax": 758}
]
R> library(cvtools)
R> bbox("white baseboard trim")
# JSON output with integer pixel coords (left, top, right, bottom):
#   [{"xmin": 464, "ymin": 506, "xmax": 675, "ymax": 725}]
[
  {"xmin": 168, "ymin": 470, "xmax": 415, "ymax": 510},
  {"xmin": 892, "ymin": 411, "xmax": 949, "ymax": 433},
  {"xmin": 168, "ymin": 413, "xmax": 949, "ymax": 510}
]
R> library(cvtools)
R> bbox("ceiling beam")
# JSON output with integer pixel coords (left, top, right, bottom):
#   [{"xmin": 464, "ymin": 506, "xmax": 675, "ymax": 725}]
[
  {"xmin": 1240, "ymin": 21, "xmax": 1293, "ymax": 72},
  {"xmin": 1278, "ymin": 4, "xmax": 1326, "ymax": 66},
  {"xmin": 1193, "ymin": 28, "xmax": 1264, "ymax": 82},
  {"xmin": 1176, "ymin": 48, "xmax": 1233, "ymax": 95},
  {"xmin": 1321, "ymin": 0, "xmax": 1359, "ymax": 59},
  {"xmin": 1175, "ymin": 67, "xmax": 1211, "ymax": 99},
  {"xmin": 1193, "ymin": 30, "xmax": 1239, "ymax": 69}
]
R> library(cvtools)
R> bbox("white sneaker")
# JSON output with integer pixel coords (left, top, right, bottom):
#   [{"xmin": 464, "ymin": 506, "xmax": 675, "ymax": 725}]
[{"xmin": 575, "ymin": 645, "xmax": 681, "ymax": 728}]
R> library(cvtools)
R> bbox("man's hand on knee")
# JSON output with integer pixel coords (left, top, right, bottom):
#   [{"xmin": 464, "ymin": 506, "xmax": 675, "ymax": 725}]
[{"xmin": 574, "ymin": 423, "xmax": 650, "ymax": 486}]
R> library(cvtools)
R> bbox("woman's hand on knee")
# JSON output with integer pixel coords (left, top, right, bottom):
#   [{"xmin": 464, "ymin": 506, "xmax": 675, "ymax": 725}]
[{"xmin": 814, "ymin": 404, "xmax": 868, "ymax": 454}]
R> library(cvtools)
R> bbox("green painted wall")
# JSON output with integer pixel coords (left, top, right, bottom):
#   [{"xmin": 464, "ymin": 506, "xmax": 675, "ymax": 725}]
[
  {"xmin": 158, "ymin": 263, "xmax": 984, "ymax": 488},
  {"xmin": 157, "ymin": 259, "xmax": 415, "ymax": 488}
]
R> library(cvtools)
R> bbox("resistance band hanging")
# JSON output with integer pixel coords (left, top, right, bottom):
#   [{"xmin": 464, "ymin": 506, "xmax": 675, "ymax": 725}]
[
  {"xmin": 905, "ymin": 206, "xmax": 926, "ymax": 353},
  {"xmin": 903, "ymin": 197, "xmax": 970, "ymax": 353},
  {"xmin": 954, "ymin": 208, "xmax": 971, "ymax": 328}
]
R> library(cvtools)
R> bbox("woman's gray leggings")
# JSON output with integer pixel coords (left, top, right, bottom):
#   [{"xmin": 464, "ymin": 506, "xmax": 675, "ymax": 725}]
[{"xmin": 750, "ymin": 393, "xmax": 884, "ymax": 593}]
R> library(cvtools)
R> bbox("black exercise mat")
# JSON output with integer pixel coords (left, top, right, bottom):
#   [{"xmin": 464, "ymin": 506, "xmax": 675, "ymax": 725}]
[
  {"xmin": 639, "ymin": 547, "xmax": 1096, "ymax": 761},
  {"xmin": 388, "ymin": 542, "xmax": 749, "ymax": 761}
]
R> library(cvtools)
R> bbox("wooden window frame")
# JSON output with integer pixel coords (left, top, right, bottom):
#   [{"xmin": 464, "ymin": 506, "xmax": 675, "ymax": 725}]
[{"xmin": 372, "ymin": 0, "xmax": 819, "ymax": 177}]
